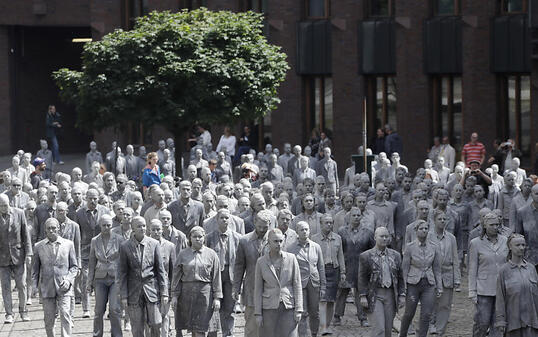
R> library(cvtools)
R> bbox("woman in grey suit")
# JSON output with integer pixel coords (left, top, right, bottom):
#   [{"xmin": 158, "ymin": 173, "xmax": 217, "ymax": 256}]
[
  {"xmin": 495, "ymin": 234, "xmax": 538, "ymax": 337},
  {"xmin": 399, "ymin": 220, "xmax": 442, "ymax": 337},
  {"xmin": 254, "ymin": 228, "xmax": 303, "ymax": 337},
  {"xmin": 172, "ymin": 226, "xmax": 222, "ymax": 337}
]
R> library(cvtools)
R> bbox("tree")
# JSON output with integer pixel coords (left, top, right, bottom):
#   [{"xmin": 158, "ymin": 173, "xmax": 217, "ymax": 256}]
[{"xmin": 53, "ymin": 8, "xmax": 289, "ymax": 176}]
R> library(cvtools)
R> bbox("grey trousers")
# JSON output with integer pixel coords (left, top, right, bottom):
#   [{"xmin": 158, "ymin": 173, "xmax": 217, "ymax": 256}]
[
  {"xmin": 335, "ymin": 286, "xmax": 365, "ymax": 320},
  {"xmin": 93, "ymin": 277, "xmax": 122, "ymax": 337},
  {"xmin": 80, "ymin": 258, "xmax": 90, "ymax": 311},
  {"xmin": 399, "ymin": 278, "xmax": 435, "ymax": 337},
  {"xmin": 472, "ymin": 295, "xmax": 501, "ymax": 337},
  {"xmin": 128, "ymin": 296, "xmax": 161, "ymax": 337},
  {"xmin": 0, "ymin": 264, "xmax": 27, "ymax": 316},
  {"xmin": 244, "ymin": 306, "xmax": 259, "ymax": 337},
  {"xmin": 432, "ymin": 286, "xmax": 454, "ymax": 335},
  {"xmin": 161, "ymin": 300, "xmax": 171, "ymax": 337},
  {"xmin": 299, "ymin": 281, "xmax": 320, "ymax": 337},
  {"xmin": 43, "ymin": 295, "xmax": 72, "ymax": 337},
  {"xmin": 259, "ymin": 303, "xmax": 298, "ymax": 337},
  {"xmin": 209, "ymin": 267, "xmax": 235, "ymax": 337},
  {"xmin": 366, "ymin": 287, "xmax": 395, "ymax": 337}
]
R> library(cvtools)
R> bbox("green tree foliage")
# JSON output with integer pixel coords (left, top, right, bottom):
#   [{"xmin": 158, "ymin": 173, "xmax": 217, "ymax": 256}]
[{"xmin": 53, "ymin": 8, "xmax": 288, "ymax": 171}]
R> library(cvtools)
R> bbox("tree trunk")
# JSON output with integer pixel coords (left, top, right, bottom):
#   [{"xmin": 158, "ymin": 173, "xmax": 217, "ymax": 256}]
[{"xmin": 173, "ymin": 129, "xmax": 185, "ymax": 179}]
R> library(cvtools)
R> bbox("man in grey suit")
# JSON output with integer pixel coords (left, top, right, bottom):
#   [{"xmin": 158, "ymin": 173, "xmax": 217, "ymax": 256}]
[
  {"xmin": 287, "ymin": 221, "xmax": 326, "ymax": 337},
  {"xmin": 118, "ymin": 216, "xmax": 168, "ymax": 337},
  {"xmin": 206, "ymin": 209, "xmax": 242, "ymax": 337},
  {"xmin": 358, "ymin": 227, "xmax": 405, "ymax": 337},
  {"xmin": 317, "ymin": 148, "xmax": 338, "ymax": 195},
  {"xmin": 32, "ymin": 218, "xmax": 79, "ymax": 337},
  {"xmin": 149, "ymin": 219, "xmax": 176, "ymax": 337},
  {"xmin": 5, "ymin": 177, "xmax": 30, "ymax": 209},
  {"xmin": 76, "ymin": 188, "xmax": 110, "ymax": 318},
  {"xmin": 203, "ymin": 195, "xmax": 245, "ymax": 234},
  {"xmin": 87, "ymin": 214, "xmax": 123, "ymax": 337},
  {"xmin": 0, "ymin": 194, "xmax": 32, "ymax": 323},
  {"xmin": 233, "ymin": 209, "xmax": 272, "ymax": 337},
  {"xmin": 167, "ymin": 180, "xmax": 205, "ymax": 235},
  {"xmin": 287, "ymin": 145, "xmax": 302, "ymax": 177},
  {"xmin": 158, "ymin": 209, "xmax": 188, "ymax": 256},
  {"xmin": 34, "ymin": 185, "xmax": 58, "ymax": 241},
  {"xmin": 56, "ymin": 201, "xmax": 81, "ymax": 319}
]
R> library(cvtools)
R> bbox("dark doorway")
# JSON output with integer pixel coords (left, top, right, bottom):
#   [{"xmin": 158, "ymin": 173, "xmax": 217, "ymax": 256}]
[{"xmin": 9, "ymin": 26, "xmax": 92, "ymax": 154}]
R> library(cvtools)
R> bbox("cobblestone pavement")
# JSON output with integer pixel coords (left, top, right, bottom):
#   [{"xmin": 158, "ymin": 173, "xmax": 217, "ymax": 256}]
[{"xmin": 0, "ymin": 276, "xmax": 475, "ymax": 337}]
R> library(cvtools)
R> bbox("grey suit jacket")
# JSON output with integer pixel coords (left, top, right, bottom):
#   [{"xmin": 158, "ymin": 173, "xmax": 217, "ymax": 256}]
[
  {"xmin": 76, "ymin": 205, "xmax": 111, "ymax": 260},
  {"xmin": 59, "ymin": 218, "xmax": 81, "ymax": 265},
  {"xmin": 88, "ymin": 232, "xmax": 122, "ymax": 284},
  {"xmin": 159, "ymin": 238, "xmax": 176, "ymax": 297},
  {"xmin": 0, "ymin": 207, "xmax": 32, "ymax": 267},
  {"xmin": 233, "ymin": 231, "xmax": 269, "ymax": 307},
  {"xmin": 206, "ymin": 229, "xmax": 242, "ymax": 282},
  {"xmin": 254, "ymin": 252, "xmax": 303, "ymax": 315},
  {"xmin": 167, "ymin": 198, "xmax": 205, "ymax": 235},
  {"xmin": 5, "ymin": 191, "xmax": 30, "ymax": 209},
  {"xmin": 118, "ymin": 236, "xmax": 168, "ymax": 304},
  {"xmin": 32, "ymin": 236, "xmax": 79, "ymax": 298},
  {"xmin": 468, "ymin": 235, "xmax": 509, "ymax": 297}
]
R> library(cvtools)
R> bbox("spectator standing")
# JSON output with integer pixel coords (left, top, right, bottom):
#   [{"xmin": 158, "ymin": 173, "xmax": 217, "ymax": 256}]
[
  {"xmin": 142, "ymin": 152, "xmax": 161, "ymax": 194},
  {"xmin": 216, "ymin": 126, "xmax": 237, "ymax": 158},
  {"xmin": 46, "ymin": 105, "xmax": 64, "ymax": 165},
  {"xmin": 440, "ymin": 136, "xmax": 456, "ymax": 171},
  {"xmin": 372, "ymin": 128, "xmax": 385, "ymax": 155},
  {"xmin": 384, "ymin": 124, "xmax": 403, "ymax": 158},
  {"xmin": 461, "ymin": 132, "xmax": 486, "ymax": 167}
]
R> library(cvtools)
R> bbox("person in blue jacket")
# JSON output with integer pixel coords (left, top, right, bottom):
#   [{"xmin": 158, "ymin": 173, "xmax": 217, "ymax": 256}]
[{"xmin": 142, "ymin": 152, "xmax": 162, "ymax": 194}]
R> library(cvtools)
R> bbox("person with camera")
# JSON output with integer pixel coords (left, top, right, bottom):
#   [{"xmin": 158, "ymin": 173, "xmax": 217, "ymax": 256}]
[{"xmin": 460, "ymin": 160, "xmax": 492, "ymax": 200}]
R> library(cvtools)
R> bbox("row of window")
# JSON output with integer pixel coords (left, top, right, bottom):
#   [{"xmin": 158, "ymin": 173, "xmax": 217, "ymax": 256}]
[
  {"xmin": 305, "ymin": 0, "xmax": 526, "ymax": 19},
  {"xmin": 299, "ymin": 75, "xmax": 531, "ymax": 156}
]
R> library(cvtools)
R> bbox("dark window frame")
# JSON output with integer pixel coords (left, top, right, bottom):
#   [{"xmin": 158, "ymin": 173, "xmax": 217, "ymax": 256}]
[
  {"xmin": 304, "ymin": 76, "xmax": 333, "ymax": 139},
  {"xmin": 500, "ymin": 0, "xmax": 528, "ymax": 14},
  {"xmin": 366, "ymin": 0, "xmax": 395, "ymax": 18},
  {"xmin": 366, "ymin": 75, "xmax": 397, "ymax": 140},
  {"xmin": 431, "ymin": 75, "xmax": 463, "ymax": 147},
  {"xmin": 498, "ymin": 74, "xmax": 531, "ymax": 156},
  {"xmin": 432, "ymin": 0, "xmax": 461, "ymax": 16},
  {"xmin": 305, "ymin": 0, "xmax": 331, "ymax": 19}
]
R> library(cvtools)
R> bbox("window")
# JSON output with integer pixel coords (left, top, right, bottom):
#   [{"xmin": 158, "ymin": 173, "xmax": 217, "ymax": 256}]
[
  {"xmin": 247, "ymin": 0, "xmax": 267, "ymax": 12},
  {"xmin": 500, "ymin": 75, "xmax": 531, "ymax": 156},
  {"xmin": 432, "ymin": 76, "xmax": 463, "ymax": 148},
  {"xmin": 434, "ymin": 0, "xmax": 460, "ymax": 15},
  {"xmin": 501, "ymin": 0, "xmax": 527, "ymax": 14},
  {"xmin": 186, "ymin": 0, "xmax": 206, "ymax": 9},
  {"xmin": 306, "ymin": 0, "xmax": 330, "ymax": 19},
  {"xmin": 122, "ymin": 0, "xmax": 148, "ymax": 29},
  {"xmin": 368, "ymin": 0, "xmax": 394, "ymax": 17},
  {"xmin": 366, "ymin": 76, "xmax": 397, "ymax": 139},
  {"xmin": 304, "ymin": 77, "xmax": 333, "ymax": 138}
]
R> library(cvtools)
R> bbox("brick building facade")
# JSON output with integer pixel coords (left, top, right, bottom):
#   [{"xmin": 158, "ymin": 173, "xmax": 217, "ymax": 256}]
[{"xmin": 0, "ymin": 0, "xmax": 536, "ymax": 174}]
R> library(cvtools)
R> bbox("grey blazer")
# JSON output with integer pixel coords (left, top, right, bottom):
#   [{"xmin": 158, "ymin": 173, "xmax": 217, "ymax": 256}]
[
  {"xmin": 233, "ymin": 231, "xmax": 268, "ymax": 307},
  {"xmin": 0, "ymin": 207, "xmax": 32, "ymax": 267},
  {"xmin": 206, "ymin": 229, "xmax": 242, "ymax": 282},
  {"xmin": 167, "ymin": 199, "xmax": 205, "ymax": 235},
  {"xmin": 76, "ymin": 205, "xmax": 111, "ymax": 260},
  {"xmin": 254, "ymin": 252, "xmax": 303, "ymax": 315},
  {"xmin": 118, "ymin": 236, "xmax": 168, "ymax": 304},
  {"xmin": 32, "ymin": 237, "xmax": 79, "ymax": 298},
  {"xmin": 88, "ymin": 232, "xmax": 122, "ymax": 284},
  {"xmin": 58, "ymin": 218, "xmax": 81, "ymax": 265},
  {"xmin": 468, "ymin": 235, "xmax": 509, "ymax": 297},
  {"xmin": 159, "ymin": 238, "xmax": 176, "ymax": 297}
]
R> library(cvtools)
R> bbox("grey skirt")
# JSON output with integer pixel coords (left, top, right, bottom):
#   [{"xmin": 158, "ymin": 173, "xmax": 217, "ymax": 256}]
[
  {"xmin": 175, "ymin": 281, "xmax": 214, "ymax": 333},
  {"xmin": 323, "ymin": 264, "xmax": 340, "ymax": 302}
]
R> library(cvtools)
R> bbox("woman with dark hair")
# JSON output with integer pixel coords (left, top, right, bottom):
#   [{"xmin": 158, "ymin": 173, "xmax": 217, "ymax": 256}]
[
  {"xmin": 468, "ymin": 212, "xmax": 509, "ymax": 337},
  {"xmin": 308, "ymin": 128, "xmax": 321, "ymax": 157},
  {"xmin": 171, "ymin": 226, "xmax": 222, "ymax": 337},
  {"xmin": 495, "ymin": 233, "xmax": 538, "ymax": 337},
  {"xmin": 399, "ymin": 220, "xmax": 442, "ymax": 337}
]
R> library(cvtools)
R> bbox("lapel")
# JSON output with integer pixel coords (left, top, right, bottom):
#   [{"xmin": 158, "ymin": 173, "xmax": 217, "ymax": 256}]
[
  {"xmin": 266, "ymin": 255, "xmax": 280, "ymax": 285},
  {"xmin": 52, "ymin": 238, "xmax": 61, "ymax": 263},
  {"xmin": 105, "ymin": 235, "xmax": 116, "ymax": 255},
  {"xmin": 97, "ymin": 235, "xmax": 106, "ymax": 257},
  {"xmin": 128, "ymin": 238, "xmax": 141, "ymax": 268}
]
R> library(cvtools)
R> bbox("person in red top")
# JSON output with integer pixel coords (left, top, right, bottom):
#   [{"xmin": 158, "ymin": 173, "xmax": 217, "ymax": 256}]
[{"xmin": 461, "ymin": 132, "xmax": 486, "ymax": 167}]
